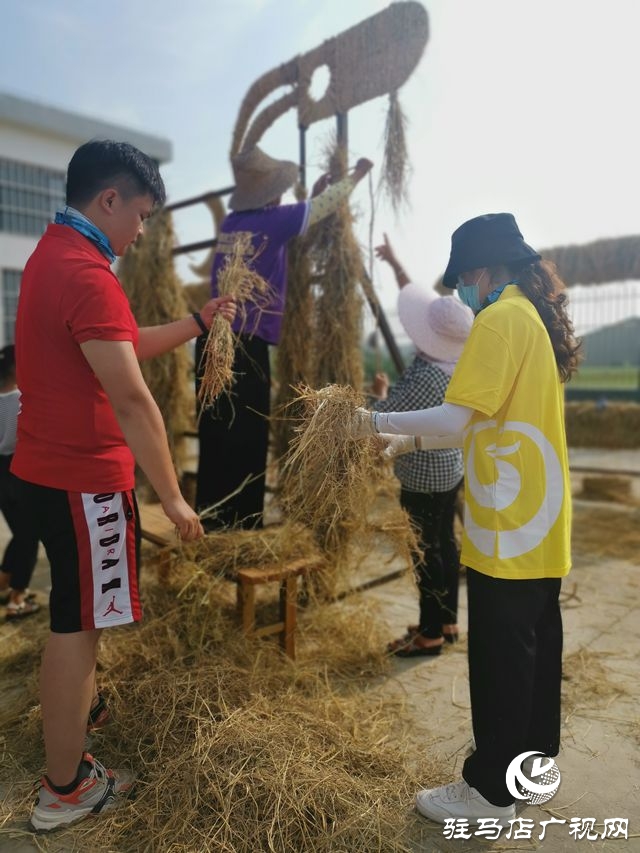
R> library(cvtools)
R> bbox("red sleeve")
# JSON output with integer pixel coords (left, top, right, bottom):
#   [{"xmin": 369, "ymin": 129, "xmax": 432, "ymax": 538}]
[{"xmin": 62, "ymin": 265, "xmax": 138, "ymax": 345}]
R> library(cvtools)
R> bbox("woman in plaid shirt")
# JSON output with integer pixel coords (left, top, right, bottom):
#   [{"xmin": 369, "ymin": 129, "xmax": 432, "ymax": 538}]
[{"xmin": 373, "ymin": 236, "xmax": 473, "ymax": 656}]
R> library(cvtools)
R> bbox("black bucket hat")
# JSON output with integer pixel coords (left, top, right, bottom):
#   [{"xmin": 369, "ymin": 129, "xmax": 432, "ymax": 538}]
[{"xmin": 442, "ymin": 213, "xmax": 541, "ymax": 288}]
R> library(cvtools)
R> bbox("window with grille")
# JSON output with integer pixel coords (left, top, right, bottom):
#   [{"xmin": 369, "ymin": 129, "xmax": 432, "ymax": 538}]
[
  {"xmin": 2, "ymin": 269, "xmax": 21, "ymax": 345},
  {"xmin": 0, "ymin": 158, "xmax": 66, "ymax": 237}
]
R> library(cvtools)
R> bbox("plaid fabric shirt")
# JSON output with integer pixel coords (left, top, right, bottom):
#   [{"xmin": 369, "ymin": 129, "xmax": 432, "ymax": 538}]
[{"xmin": 373, "ymin": 356, "xmax": 463, "ymax": 493}]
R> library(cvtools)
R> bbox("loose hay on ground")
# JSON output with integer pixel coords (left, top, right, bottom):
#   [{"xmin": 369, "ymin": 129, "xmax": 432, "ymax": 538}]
[
  {"xmin": 562, "ymin": 648, "xmax": 628, "ymax": 717},
  {"xmin": 0, "ymin": 545, "xmax": 431, "ymax": 853}
]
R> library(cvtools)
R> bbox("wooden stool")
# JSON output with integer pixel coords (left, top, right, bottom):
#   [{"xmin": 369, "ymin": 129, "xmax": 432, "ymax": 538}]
[
  {"xmin": 138, "ymin": 503, "xmax": 323, "ymax": 659},
  {"xmin": 235, "ymin": 558, "xmax": 323, "ymax": 659}
]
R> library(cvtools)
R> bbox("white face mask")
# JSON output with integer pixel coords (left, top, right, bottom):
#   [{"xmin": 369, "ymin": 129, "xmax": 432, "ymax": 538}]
[{"xmin": 456, "ymin": 270, "xmax": 486, "ymax": 313}]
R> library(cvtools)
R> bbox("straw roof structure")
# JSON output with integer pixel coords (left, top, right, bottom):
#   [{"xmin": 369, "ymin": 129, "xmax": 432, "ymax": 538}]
[{"xmin": 435, "ymin": 233, "xmax": 640, "ymax": 292}]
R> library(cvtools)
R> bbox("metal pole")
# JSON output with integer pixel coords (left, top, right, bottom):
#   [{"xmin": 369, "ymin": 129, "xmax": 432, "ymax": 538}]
[
  {"xmin": 165, "ymin": 186, "xmax": 234, "ymax": 213},
  {"xmin": 299, "ymin": 125, "xmax": 307, "ymax": 190},
  {"xmin": 336, "ymin": 112, "xmax": 348, "ymax": 153}
]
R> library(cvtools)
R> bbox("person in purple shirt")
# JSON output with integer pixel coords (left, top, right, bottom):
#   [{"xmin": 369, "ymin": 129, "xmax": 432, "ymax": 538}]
[{"xmin": 196, "ymin": 145, "xmax": 373, "ymax": 529}]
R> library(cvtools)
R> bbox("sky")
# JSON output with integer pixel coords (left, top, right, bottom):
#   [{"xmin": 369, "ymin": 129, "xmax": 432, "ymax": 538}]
[{"xmin": 2, "ymin": 0, "xmax": 640, "ymax": 343}]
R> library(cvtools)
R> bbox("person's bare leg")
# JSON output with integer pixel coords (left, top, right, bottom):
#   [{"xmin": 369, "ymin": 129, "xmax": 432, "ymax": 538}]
[{"xmin": 40, "ymin": 629, "xmax": 101, "ymax": 786}]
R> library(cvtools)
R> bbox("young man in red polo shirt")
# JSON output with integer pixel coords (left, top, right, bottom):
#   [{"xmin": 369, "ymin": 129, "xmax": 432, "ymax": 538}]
[{"xmin": 12, "ymin": 140, "xmax": 234, "ymax": 832}]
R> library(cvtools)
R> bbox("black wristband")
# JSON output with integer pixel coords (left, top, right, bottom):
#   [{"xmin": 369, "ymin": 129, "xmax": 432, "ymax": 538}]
[{"xmin": 192, "ymin": 312, "xmax": 209, "ymax": 336}]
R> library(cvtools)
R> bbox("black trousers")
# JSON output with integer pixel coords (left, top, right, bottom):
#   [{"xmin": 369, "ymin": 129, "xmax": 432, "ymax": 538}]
[
  {"xmin": 195, "ymin": 334, "xmax": 270, "ymax": 530},
  {"xmin": 400, "ymin": 482, "xmax": 461, "ymax": 639},
  {"xmin": 462, "ymin": 568, "xmax": 563, "ymax": 806},
  {"xmin": 0, "ymin": 454, "xmax": 39, "ymax": 590}
]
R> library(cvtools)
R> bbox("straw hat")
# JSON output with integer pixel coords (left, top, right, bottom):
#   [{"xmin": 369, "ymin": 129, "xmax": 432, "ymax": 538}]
[
  {"xmin": 442, "ymin": 212, "xmax": 540, "ymax": 287},
  {"xmin": 398, "ymin": 282, "xmax": 473, "ymax": 362},
  {"xmin": 228, "ymin": 146, "xmax": 299, "ymax": 212}
]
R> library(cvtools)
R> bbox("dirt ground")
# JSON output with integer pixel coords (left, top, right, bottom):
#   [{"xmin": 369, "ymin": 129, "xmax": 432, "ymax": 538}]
[{"xmin": 0, "ymin": 448, "xmax": 638, "ymax": 852}]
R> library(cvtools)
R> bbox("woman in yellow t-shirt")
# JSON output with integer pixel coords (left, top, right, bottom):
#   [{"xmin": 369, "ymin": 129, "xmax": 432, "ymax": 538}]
[{"xmin": 351, "ymin": 213, "xmax": 581, "ymax": 826}]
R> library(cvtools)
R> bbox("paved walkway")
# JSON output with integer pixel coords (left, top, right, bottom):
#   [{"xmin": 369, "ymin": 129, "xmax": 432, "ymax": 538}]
[{"xmin": 362, "ymin": 521, "xmax": 639, "ymax": 852}]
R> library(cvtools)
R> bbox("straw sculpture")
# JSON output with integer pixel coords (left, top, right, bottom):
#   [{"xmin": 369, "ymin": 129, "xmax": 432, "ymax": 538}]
[
  {"xmin": 310, "ymin": 207, "xmax": 365, "ymax": 391},
  {"xmin": 272, "ymin": 143, "xmax": 366, "ymax": 461},
  {"xmin": 308, "ymin": 143, "xmax": 365, "ymax": 391},
  {"xmin": 379, "ymin": 91, "xmax": 411, "ymax": 214},
  {"xmin": 272, "ymin": 230, "xmax": 315, "ymax": 460},
  {"xmin": 119, "ymin": 209, "xmax": 192, "ymax": 497},
  {"xmin": 197, "ymin": 233, "xmax": 272, "ymax": 411},
  {"xmin": 231, "ymin": 2, "xmax": 429, "ymax": 155}
]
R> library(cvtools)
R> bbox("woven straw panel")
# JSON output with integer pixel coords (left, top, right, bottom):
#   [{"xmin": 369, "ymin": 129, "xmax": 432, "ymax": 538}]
[{"xmin": 232, "ymin": 1, "xmax": 428, "ymax": 154}]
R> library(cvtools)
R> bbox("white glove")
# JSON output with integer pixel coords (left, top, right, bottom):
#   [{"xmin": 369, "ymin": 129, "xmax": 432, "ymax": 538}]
[
  {"xmin": 351, "ymin": 406, "xmax": 378, "ymax": 438},
  {"xmin": 380, "ymin": 434, "xmax": 418, "ymax": 459}
]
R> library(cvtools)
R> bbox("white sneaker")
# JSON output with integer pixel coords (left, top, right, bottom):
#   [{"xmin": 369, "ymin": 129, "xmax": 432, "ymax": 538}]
[
  {"xmin": 415, "ymin": 780, "xmax": 516, "ymax": 826},
  {"xmin": 29, "ymin": 752, "xmax": 134, "ymax": 833}
]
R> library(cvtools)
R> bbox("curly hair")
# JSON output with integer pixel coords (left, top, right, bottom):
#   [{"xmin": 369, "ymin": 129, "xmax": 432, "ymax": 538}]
[{"xmin": 508, "ymin": 259, "xmax": 581, "ymax": 382}]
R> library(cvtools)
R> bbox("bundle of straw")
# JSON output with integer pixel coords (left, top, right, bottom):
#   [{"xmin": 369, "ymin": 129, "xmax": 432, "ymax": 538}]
[
  {"xmin": 281, "ymin": 385, "xmax": 382, "ymax": 556},
  {"xmin": 378, "ymin": 90, "xmax": 411, "ymax": 214},
  {"xmin": 159, "ymin": 520, "xmax": 324, "ymax": 582},
  {"xmin": 197, "ymin": 234, "xmax": 272, "ymax": 410}
]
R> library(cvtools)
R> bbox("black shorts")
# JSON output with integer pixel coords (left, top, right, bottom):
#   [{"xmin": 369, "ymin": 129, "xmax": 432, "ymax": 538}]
[{"xmin": 15, "ymin": 478, "xmax": 142, "ymax": 633}]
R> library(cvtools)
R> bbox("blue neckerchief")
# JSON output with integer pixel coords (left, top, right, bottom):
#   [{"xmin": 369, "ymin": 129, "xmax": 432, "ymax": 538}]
[
  {"xmin": 479, "ymin": 280, "xmax": 518, "ymax": 312},
  {"xmin": 54, "ymin": 206, "xmax": 116, "ymax": 264}
]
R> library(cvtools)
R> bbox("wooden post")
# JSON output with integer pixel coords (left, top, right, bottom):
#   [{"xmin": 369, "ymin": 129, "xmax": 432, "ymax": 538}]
[{"xmin": 360, "ymin": 269, "xmax": 406, "ymax": 375}]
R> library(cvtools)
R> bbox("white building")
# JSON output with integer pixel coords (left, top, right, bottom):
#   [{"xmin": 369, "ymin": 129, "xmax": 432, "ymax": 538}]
[{"xmin": 0, "ymin": 92, "xmax": 171, "ymax": 346}]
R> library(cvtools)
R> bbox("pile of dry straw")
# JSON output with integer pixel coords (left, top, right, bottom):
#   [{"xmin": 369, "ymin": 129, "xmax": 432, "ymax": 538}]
[{"xmin": 1, "ymin": 554, "xmax": 433, "ymax": 853}]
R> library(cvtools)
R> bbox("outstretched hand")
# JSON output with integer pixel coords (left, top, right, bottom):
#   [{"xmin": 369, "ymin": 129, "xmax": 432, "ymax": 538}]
[
  {"xmin": 311, "ymin": 172, "xmax": 332, "ymax": 197},
  {"xmin": 374, "ymin": 233, "xmax": 396, "ymax": 266}
]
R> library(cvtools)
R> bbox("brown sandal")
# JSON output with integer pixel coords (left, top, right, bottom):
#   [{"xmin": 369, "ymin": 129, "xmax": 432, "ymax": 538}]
[{"xmin": 393, "ymin": 635, "xmax": 444, "ymax": 657}]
